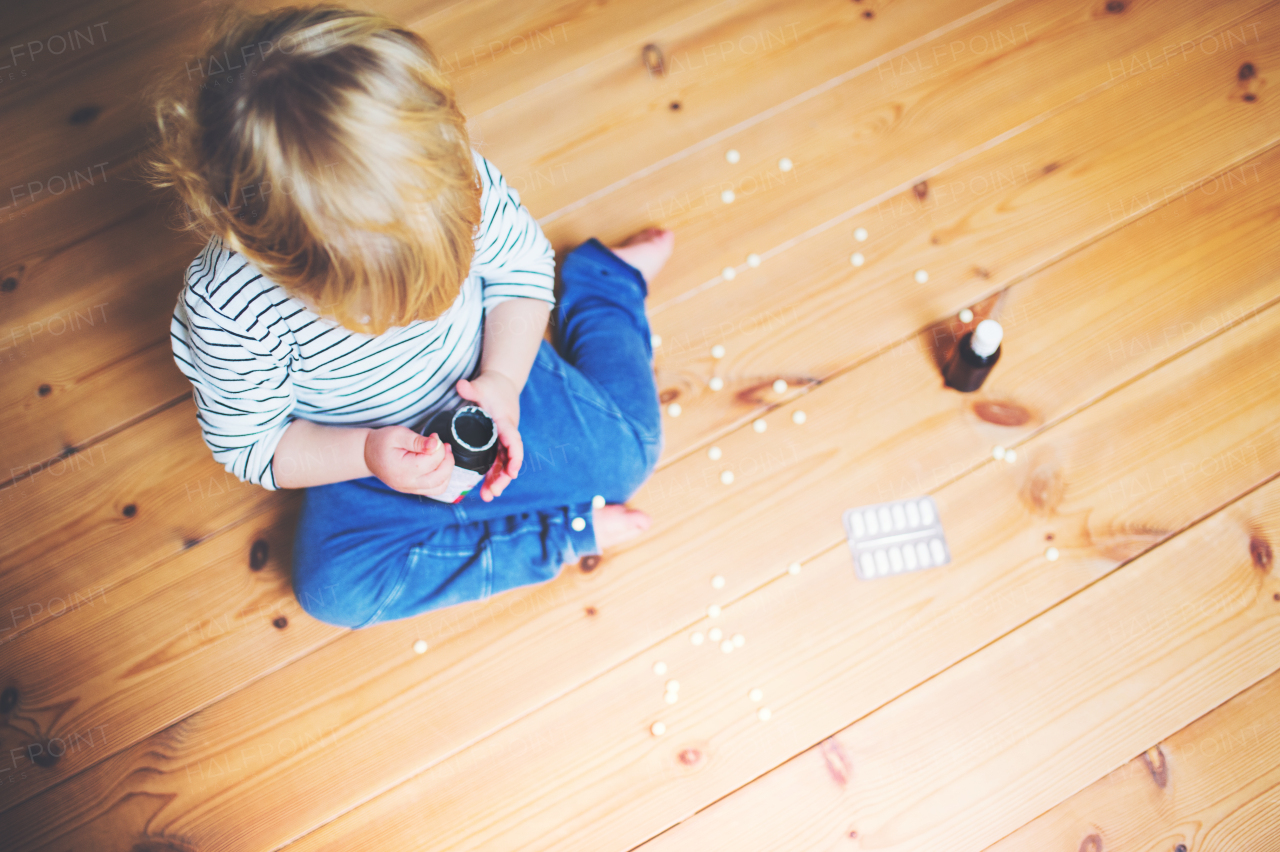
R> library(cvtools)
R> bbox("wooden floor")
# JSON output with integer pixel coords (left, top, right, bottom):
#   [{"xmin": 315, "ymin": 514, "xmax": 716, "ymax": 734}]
[{"xmin": 2, "ymin": 0, "xmax": 1279, "ymax": 848}]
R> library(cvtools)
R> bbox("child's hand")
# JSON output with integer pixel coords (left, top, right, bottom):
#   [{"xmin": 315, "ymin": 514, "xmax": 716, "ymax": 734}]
[
  {"xmin": 363, "ymin": 426, "xmax": 455, "ymax": 496},
  {"xmin": 456, "ymin": 372, "xmax": 523, "ymax": 501}
]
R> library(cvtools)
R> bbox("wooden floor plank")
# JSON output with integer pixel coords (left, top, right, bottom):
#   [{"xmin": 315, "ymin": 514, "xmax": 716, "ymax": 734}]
[
  {"xmin": 5, "ymin": 120, "xmax": 1277, "ymax": 848},
  {"xmin": 980, "ymin": 667, "xmax": 1280, "ymax": 852}
]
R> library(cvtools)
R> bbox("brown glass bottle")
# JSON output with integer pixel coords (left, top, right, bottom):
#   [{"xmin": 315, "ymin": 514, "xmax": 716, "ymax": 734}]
[{"xmin": 944, "ymin": 319, "xmax": 1003, "ymax": 392}]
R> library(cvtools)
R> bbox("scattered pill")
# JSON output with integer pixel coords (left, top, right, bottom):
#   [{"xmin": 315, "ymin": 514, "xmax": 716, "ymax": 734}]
[
  {"xmin": 711, "ymin": 574, "xmax": 726, "ymax": 589},
  {"xmin": 571, "ymin": 517, "xmax": 586, "ymax": 532},
  {"xmin": 709, "ymin": 627, "xmax": 723, "ymax": 642},
  {"xmin": 992, "ymin": 445, "xmax": 1006, "ymax": 460},
  {"xmin": 691, "ymin": 631, "xmax": 705, "ymax": 645},
  {"xmin": 854, "ymin": 227, "xmax": 868, "ymax": 241},
  {"xmin": 708, "ymin": 604, "xmax": 722, "ymax": 618},
  {"xmin": 1045, "ymin": 547, "xmax": 1060, "ymax": 561},
  {"xmin": 788, "ymin": 562, "xmax": 801, "ymax": 575},
  {"xmin": 413, "ymin": 639, "xmax": 428, "ymax": 654},
  {"xmin": 720, "ymin": 470, "xmax": 735, "ymax": 485},
  {"xmin": 778, "ymin": 157, "xmax": 793, "ymax": 172},
  {"xmin": 850, "ymin": 252, "xmax": 865, "ymax": 267},
  {"xmin": 667, "ymin": 403, "xmax": 682, "ymax": 417},
  {"xmin": 726, "ymin": 149, "xmax": 740, "ymax": 163},
  {"xmin": 708, "ymin": 446, "xmax": 723, "ymax": 460},
  {"xmin": 757, "ymin": 707, "xmax": 772, "ymax": 721},
  {"xmin": 914, "ymin": 269, "xmax": 929, "ymax": 284},
  {"xmin": 1005, "ymin": 449, "xmax": 1018, "ymax": 463},
  {"xmin": 709, "ymin": 377, "xmax": 724, "ymax": 391},
  {"xmin": 722, "ymin": 266, "xmax": 736, "ymax": 280},
  {"xmin": 791, "ymin": 410, "xmax": 807, "ymax": 425},
  {"xmin": 958, "ymin": 308, "xmax": 974, "ymax": 323},
  {"xmin": 773, "ymin": 379, "xmax": 788, "ymax": 393},
  {"xmin": 653, "ymin": 661, "xmax": 668, "ymax": 675},
  {"xmin": 721, "ymin": 639, "xmax": 734, "ymax": 653},
  {"xmin": 651, "ymin": 333, "xmax": 663, "ymax": 348},
  {"xmin": 732, "ymin": 633, "xmax": 745, "ymax": 647},
  {"xmin": 747, "ymin": 253, "xmax": 762, "ymax": 267},
  {"xmin": 749, "ymin": 688, "xmax": 763, "ymax": 702},
  {"xmin": 753, "ymin": 419, "xmax": 767, "ymax": 433},
  {"xmin": 665, "ymin": 691, "xmax": 679, "ymax": 704},
  {"xmin": 721, "ymin": 189, "xmax": 736, "ymax": 203},
  {"xmin": 592, "ymin": 494, "xmax": 606, "ymax": 509},
  {"xmin": 711, "ymin": 344, "xmax": 726, "ymax": 359},
  {"xmin": 651, "ymin": 721, "xmax": 666, "ymax": 736}
]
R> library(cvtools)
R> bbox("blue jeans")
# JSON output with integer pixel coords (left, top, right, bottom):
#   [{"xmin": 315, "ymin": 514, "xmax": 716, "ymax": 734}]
[{"xmin": 291, "ymin": 239, "xmax": 662, "ymax": 628}]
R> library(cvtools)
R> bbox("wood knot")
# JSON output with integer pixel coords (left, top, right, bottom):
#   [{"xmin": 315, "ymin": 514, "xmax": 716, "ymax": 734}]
[
  {"xmin": 0, "ymin": 686, "xmax": 17, "ymax": 714},
  {"xmin": 37, "ymin": 384, "xmax": 52, "ymax": 397},
  {"xmin": 579, "ymin": 555, "xmax": 601, "ymax": 573},
  {"xmin": 862, "ymin": 9, "xmax": 874, "ymax": 18},
  {"xmin": 641, "ymin": 43, "xmax": 665, "ymax": 76},
  {"xmin": 0, "ymin": 276, "xmax": 16, "ymax": 292},
  {"xmin": 1043, "ymin": 162, "xmax": 1060, "ymax": 174},
  {"xmin": 1078, "ymin": 834, "xmax": 1103, "ymax": 852},
  {"xmin": 974, "ymin": 399, "xmax": 1033, "ymax": 426},
  {"xmin": 68, "ymin": 105, "xmax": 101, "ymax": 125},
  {"xmin": 678, "ymin": 748, "xmax": 702, "ymax": 766},
  {"xmin": 820, "ymin": 737, "xmax": 853, "ymax": 787},
  {"xmin": 659, "ymin": 388, "xmax": 680, "ymax": 404},
  {"xmin": 1250, "ymin": 535, "xmax": 1273, "ymax": 571},
  {"xmin": 1239, "ymin": 62, "xmax": 1256, "ymax": 80},
  {"xmin": 1140, "ymin": 745, "xmax": 1168, "ymax": 788},
  {"xmin": 669, "ymin": 101, "xmax": 681, "ymax": 111},
  {"xmin": 249, "ymin": 539, "xmax": 270, "ymax": 570},
  {"xmin": 584, "ymin": 606, "xmax": 597, "ymax": 616},
  {"xmin": 31, "ymin": 741, "xmax": 60, "ymax": 767},
  {"xmin": 1243, "ymin": 93, "xmax": 1257, "ymax": 102},
  {"xmin": 1020, "ymin": 454, "xmax": 1066, "ymax": 515},
  {"xmin": 1104, "ymin": 0, "xmax": 1124, "ymax": 12},
  {"xmin": 912, "ymin": 180, "xmax": 928, "ymax": 201},
  {"xmin": 973, "ymin": 266, "xmax": 991, "ymax": 279},
  {"xmin": 1175, "ymin": 845, "xmax": 1187, "ymax": 852},
  {"xmin": 272, "ymin": 616, "xmax": 288, "ymax": 629},
  {"xmin": 122, "ymin": 503, "xmax": 138, "ymax": 518}
]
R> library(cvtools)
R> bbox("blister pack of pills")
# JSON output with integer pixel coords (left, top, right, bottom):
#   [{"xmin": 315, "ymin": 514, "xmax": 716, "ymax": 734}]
[{"xmin": 843, "ymin": 496, "xmax": 951, "ymax": 580}]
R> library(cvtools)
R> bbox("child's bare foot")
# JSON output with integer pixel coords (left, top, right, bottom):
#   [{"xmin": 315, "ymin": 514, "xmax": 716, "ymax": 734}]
[
  {"xmin": 609, "ymin": 228, "xmax": 675, "ymax": 284},
  {"xmin": 592, "ymin": 504, "xmax": 651, "ymax": 549}
]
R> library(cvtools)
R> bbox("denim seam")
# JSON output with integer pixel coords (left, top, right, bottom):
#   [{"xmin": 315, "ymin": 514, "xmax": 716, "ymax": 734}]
[
  {"xmin": 356, "ymin": 545, "xmax": 419, "ymax": 628},
  {"xmin": 538, "ymin": 353, "xmax": 661, "ymax": 449}
]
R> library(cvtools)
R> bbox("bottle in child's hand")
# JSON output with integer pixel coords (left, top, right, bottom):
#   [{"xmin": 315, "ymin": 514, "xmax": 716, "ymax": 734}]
[{"xmin": 420, "ymin": 405, "xmax": 499, "ymax": 502}]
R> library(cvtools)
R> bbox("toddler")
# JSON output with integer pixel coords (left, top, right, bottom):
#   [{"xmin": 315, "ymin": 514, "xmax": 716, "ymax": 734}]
[{"xmin": 149, "ymin": 4, "xmax": 668, "ymax": 627}]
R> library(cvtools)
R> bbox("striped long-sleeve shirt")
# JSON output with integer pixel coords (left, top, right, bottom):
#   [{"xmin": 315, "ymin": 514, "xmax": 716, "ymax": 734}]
[{"xmin": 170, "ymin": 150, "xmax": 555, "ymax": 490}]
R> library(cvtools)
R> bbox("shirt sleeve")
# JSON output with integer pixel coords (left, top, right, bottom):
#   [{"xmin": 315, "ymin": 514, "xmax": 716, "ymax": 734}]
[
  {"xmin": 469, "ymin": 150, "xmax": 557, "ymax": 312},
  {"xmin": 170, "ymin": 273, "xmax": 297, "ymax": 491}
]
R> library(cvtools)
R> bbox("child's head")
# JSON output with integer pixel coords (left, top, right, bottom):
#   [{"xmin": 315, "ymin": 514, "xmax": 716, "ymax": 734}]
[{"xmin": 147, "ymin": 4, "xmax": 481, "ymax": 334}]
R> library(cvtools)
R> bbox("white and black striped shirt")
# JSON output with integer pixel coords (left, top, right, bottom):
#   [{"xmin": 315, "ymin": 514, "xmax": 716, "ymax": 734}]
[{"xmin": 170, "ymin": 150, "xmax": 555, "ymax": 490}]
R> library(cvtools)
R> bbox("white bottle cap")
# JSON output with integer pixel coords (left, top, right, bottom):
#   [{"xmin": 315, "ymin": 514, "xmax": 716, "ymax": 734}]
[{"xmin": 970, "ymin": 319, "xmax": 1003, "ymax": 358}]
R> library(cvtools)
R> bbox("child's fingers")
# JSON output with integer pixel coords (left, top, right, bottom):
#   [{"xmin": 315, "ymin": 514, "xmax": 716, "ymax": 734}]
[
  {"xmin": 496, "ymin": 419, "xmax": 523, "ymax": 478},
  {"xmin": 411, "ymin": 451, "xmax": 454, "ymax": 495}
]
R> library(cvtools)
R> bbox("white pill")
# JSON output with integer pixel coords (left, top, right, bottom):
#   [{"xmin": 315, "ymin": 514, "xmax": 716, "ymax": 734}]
[
  {"xmin": 653, "ymin": 661, "xmax": 668, "ymax": 675},
  {"xmin": 1045, "ymin": 547, "xmax": 1060, "ymax": 561},
  {"xmin": 778, "ymin": 157, "xmax": 793, "ymax": 172},
  {"xmin": 992, "ymin": 445, "xmax": 1006, "ymax": 460},
  {"xmin": 709, "ymin": 627, "xmax": 723, "ymax": 642},
  {"xmin": 413, "ymin": 639, "xmax": 428, "ymax": 654},
  {"xmin": 709, "ymin": 377, "xmax": 724, "ymax": 391},
  {"xmin": 651, "ymin": 721, "xmax": 666, "ymax": 736},
  {"xmin": 854, "ymin": 227, "xmax": 868, "ymax": 242},
  {"xmin": 773, "ymin": 379, "xmax": 788, "ymax": 394},
  {"xmin": 757, "ymin": 707, "xmax": 772, "ymax": 721},
  {"xmin": 592, "ymin": 494, "xmax": 605, "ymax": 509},
  {"xmin": 916, "ymin": 541, "xmax": 932, "ymax": 566},
  {"xmin": 791, "ymin": 410, "xmax": 807, "ymax": 425},
  {"xmin": 665, "ymin": 679, "xmax": 680, "ymax": 692},
  {"xmin": 788, "ymin": 561, "xmax": 801, "ymax": 575},
  {"xmin": 708, "ymin": 604, "xmax": 722, "ymax": 618},
  {"xmin": 905, "ymin": 501, "xmax": 920, "ymax": 527},
  {"xmin": 860, "ymin": 553, "xmax": 875, "ymax": 577},
  {"xmin": 708, "ymin": 446, "xmax": 722, "ymax": 460},
  {"xmin": 651, "ymin": 333, "xmax": 662, "ymax": 348},
  {"xmin": 874, "ymin": 549, "xmax": 889, "ymax": 575},
  {"xmin": 850, "ymin": 252, "xmax": 865, "ymax": 267},
  {"xmin": 667, "ymin": 403, "xmax": 682, "ymax": 417},
  {"xmin": 889, "ymin": 547, "xmax": 904, "ymax": 573},
  {"xmin": 1005, "ymin": 449, "xmax": 1018, "ymax": 463},
  {"xmin": 747, "ymin": 253, "xmax": 761, "ymax": 267},
  {"xmin": 959, "ymin": 308, "xmax": 974, "ymax": 323},
  {"xmin": 721, "ymin": 640, "xmax": 734, "ymax": 653},
  {"xmin": 722, "ymin": 266, "xmax": 736, "ymax": 280},
  {"xmin": 930, "ymin": 538, "xmax": 946, "ymax": 564},
  {"xmin": 691, "ymin": 631, "xmax": 705, "ymax": 645},
  {"xmin": 851, "ymin": 511, "xmax": 866, "ymax": 537},
  {"xmin": 711, "ymin": 344, "xmax": 726, "ymax": 359},
  {"xmin": 721, "ymin": 189, "xmax": 735, "ymax": 203},
  {"xmin": 903, "ymin": 544, "xmax": 918, "ymax": 570},
  {"xmin": 919, "ymin": 499, "xmax": 935, "ymax": 525},
  {"xmin": 732, "ymin": 633, "xmax": 745, "ymax": 647},
  {"xmin": 711, "ymin": 574, "xmax": 726, "ymax": 589},
  {"xmin": 665, "ymin": 691, "xmax": 679, "ymax": 704},
  {"xmin": 877, "ymin": 506, "xmax": 893, "ymax": 531},
  {"xmin": 726, "ymin": 148, "xmax": 740, "ymax": 163},
  {"xmin": 720, "ymin": 470, "xmax": 735, "ymax": 485},
  {"xmin": 571, "ymin": 517, "xmax": 586, "ymax": 532},
  {"xmin": 865, "ymin": 510, "xmax": 879, "ymax": 535},
  {"xmin": 915, "ymin": 269, "xmax": 929, "ymax": 284},
  {"xmin": 891, "ymin": 503, "xmax": 906, "ymax": 530},
  {"xmin": 753, "ymin": 419, "xmax": 767, "ymax": 433},
  {"xmin": 749, "ymin": 688, "xmax": 764, "ymax": 702}
]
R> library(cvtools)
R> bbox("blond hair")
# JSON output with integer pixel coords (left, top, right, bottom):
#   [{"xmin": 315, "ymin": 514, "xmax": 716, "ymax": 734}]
[{"xmin": 145, "ymin": 4, "xmax": 481, "ymax": 335}]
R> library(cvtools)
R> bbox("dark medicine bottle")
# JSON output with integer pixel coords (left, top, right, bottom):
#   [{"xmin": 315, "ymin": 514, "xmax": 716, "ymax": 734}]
[
  {"xmin": 944, "ymin": 319, "xmax": 1003, "ymax": 392},
  {"xmin": 420, "ymin": 404, "xmax": 499, "ymax": 503}
]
